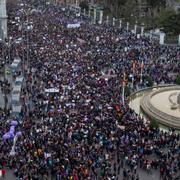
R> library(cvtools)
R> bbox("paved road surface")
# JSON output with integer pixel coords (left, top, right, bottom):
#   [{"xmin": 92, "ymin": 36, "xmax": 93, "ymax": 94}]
[{"xmin": 3, "ymin": 168, "xmax": 161, "ymax": 180}]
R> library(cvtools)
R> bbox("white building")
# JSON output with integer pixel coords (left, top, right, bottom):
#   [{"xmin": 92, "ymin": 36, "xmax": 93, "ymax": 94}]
[{"xmin": 0, "ymin": 0, "xmax": 7, "ymax": 40}]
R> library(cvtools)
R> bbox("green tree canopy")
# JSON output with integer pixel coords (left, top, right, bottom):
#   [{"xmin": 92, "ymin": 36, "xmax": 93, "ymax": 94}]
[
  {"xmin": 147, "ymin": 0, "xmax": 166, "ymax": 8},
  {"xmin": 79, "ymin": 1, "xmax": 89, "ymax": 11},
  {"xmin": 175, "ymin": 75, "xmax": 180, "ymax": 85},
  {"xmin": 157, "ymin": 10, "xmax": 180, "ymax": 35}
]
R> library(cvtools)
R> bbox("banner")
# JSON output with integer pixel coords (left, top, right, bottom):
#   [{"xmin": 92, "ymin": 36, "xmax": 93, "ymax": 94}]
[
  {"xmin": 45, "ymin": 88, "xmax": 59, "ymax": 93},
  {"xmin": 67, "ymin": 23, "xmax": 80, "ymax": 29}
]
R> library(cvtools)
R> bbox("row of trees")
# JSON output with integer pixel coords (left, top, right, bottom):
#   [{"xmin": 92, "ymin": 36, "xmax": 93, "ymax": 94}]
[
  {"xmin": 101, "ymin": 0, "xmax": 180, "ymax": 35},
  {"xmin": 102, "ymin": 0, "xmax": 166, "ymax": 17},
  {"xmin": 157, "ymin": 10, "xmax": 180, "ymax": 35}
]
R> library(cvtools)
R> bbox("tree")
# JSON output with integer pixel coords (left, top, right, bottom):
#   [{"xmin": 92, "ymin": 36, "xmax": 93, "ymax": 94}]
[
  {"xmin": 150, "ymin": 119, "xmax": 159, "ymax": 129},
  {"xmin": 103, "ymin": 0, "xmax": 138, "ymax": 18},
  {"xmin": 175, "ymin": 75, "xmax": 180, "ymax": 85},
  {"xmin": 146, "ymin": 0, "xmax": 166, "ymax": 17},
  {"xmin": 157, "ymin": 10, "xmax": 180, "ymax": 35},
  {"xmin": 145, "ymin": 76, "xmax": 154, "ymax": 87},
  {"xmin": 125, "ymin": 85, "xmax": 131, "ymax": 96},
  {"xmin": 122, "ymin": 0, "xmax": 137, "ymax": 19},
  {"xmin": 79, "ymin": 1, "xmax": 89, "ymax": 11},
  {"xmin": 147, "ymin": 0, "xmax": 165, "ymax": 8}
]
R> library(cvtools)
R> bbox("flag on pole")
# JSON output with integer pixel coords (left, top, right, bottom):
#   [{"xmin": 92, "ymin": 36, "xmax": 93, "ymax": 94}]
[
  {"xmin": 122, "ymin": 72, "xmax": 127, "ymax": 106},
  {"xmin": 140, "ymin": 61, "xmax": 144, "ymax": 83},
  {"xmin": 132, "ymin": 61, "xmax": 136, "ymax": 87},
  {"xmin": 141, "ymin": 61, "xmax": 144, "ymax": 72},
  {"xmin": 132, "ymin": 61, "xmax": 136, "ymax": 74},
  {"xmin": 122, "ymin": 72, "xmax": 128, "ymax": 85}
]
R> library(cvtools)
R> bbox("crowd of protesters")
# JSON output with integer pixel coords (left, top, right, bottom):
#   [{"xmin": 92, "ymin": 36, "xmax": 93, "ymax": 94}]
[{"xmin": 0, "ymin": 0, "xmax": 180, "ymax": 179}]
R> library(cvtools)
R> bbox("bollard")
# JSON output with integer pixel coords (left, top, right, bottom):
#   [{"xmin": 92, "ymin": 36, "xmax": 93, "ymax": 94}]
[
  {"xmin": 127, "ymin": 22, "xmax": 129, "ymax": 31},
  {"xmin": 106, "ymin": 16, "xmax": 109, "ymax": 25},
  {"xmin": 119, "ymin": 19, "xmax": 122, "ymax": 28},
  {"xmin": 99, "ymin": 10, "xmax": 103, "ymax": 24},
  {"xmin": 113, "ymin": 17, "xmax": 115, "ymax": 26},
  {"xmin": 141, "ymin": 24, "xmax": 144, "ymax": 36},
  {"xmin": 94, "ymin": 8, "xmax": 97, "ymax": 24},
  {"xmin": 159, "ymin": 33, "xmax": 165, "ymax": 45}
]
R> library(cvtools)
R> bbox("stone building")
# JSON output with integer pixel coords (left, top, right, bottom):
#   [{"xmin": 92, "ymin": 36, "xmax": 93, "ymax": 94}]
[{"xmin": 0, "ymin": 0, "xmax": 7, "ymax": 40}]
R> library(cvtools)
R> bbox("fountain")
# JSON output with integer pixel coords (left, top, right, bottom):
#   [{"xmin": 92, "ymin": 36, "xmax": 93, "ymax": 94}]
[{"xmin": 140, "ymin": 86, "xmax": 180, "ymax": 129}]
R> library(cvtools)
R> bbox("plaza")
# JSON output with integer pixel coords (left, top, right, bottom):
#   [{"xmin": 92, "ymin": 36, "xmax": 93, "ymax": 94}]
[{"xmin": 0, "ymin": 0, "xmax": 180, "ymax": 179}]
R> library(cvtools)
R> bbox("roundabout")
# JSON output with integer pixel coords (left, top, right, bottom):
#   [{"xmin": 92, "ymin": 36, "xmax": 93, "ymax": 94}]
[{"xmin": 140, "ymin": 86, "xmax": 180, "ymax": 129}]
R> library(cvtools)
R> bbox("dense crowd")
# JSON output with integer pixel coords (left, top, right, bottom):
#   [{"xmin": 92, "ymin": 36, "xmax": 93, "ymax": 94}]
[{"xmin": 0, "ymin": 0, "xmax": 180, "ymax": 179}]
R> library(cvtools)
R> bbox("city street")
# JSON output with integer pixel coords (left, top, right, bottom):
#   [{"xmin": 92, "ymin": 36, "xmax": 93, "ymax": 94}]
[{"xmin": 0, "ymin": 0, "xmax": 179, "ymax": 180}]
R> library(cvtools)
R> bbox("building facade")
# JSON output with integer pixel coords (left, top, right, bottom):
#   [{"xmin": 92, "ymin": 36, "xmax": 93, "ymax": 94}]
[{"xmin": 0, "ymin": 0, "xmax": 7, "ymax": 40}]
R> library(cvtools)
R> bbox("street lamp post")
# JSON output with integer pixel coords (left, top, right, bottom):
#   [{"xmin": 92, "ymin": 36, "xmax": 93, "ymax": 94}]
[
  {"xmin": 16, "ymin": 20, "xmax": 25, "ymax": 76},
  {"xmin": 19, "ymin": 8, "xmax": 32, "ymax": 74},
  {"xmin": 16, "ymin": 8, "xmax": 33, "ymax": 76}
]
